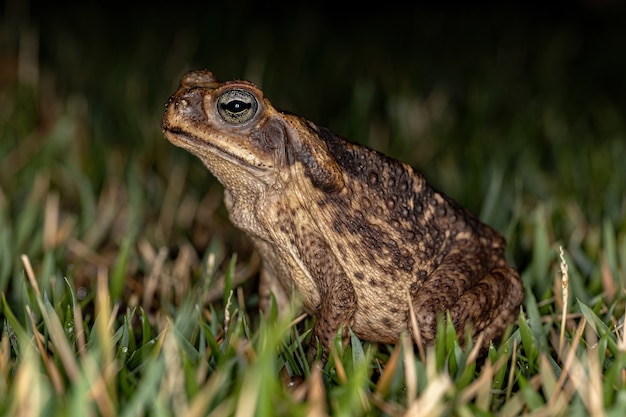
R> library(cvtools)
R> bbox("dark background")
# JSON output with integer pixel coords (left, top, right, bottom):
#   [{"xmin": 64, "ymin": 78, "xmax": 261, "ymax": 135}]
[
  {"xmin": 12, "ymin": 1, "xmax": 626, "ymax": 142},
  {"xmin": 2, "ymin": 0, "xmax": 625, "ymax": 241}
]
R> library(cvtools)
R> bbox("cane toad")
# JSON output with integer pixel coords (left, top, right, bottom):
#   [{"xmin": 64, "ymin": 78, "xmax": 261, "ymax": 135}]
[{"xmin": 162, "ymin": 70, "xmax": 524, "ymax": 360}]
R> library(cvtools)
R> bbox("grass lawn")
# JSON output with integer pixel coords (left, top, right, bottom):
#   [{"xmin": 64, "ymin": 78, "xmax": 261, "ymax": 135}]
[{"xmin": 1, "ymin": 2, "xmax": 625, "ymax": 416}]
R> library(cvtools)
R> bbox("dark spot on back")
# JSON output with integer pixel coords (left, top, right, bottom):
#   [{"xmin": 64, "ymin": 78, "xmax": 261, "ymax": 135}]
[{"xmin": 418, "ymin": 269, "xmax": 428, "ymax": 281}]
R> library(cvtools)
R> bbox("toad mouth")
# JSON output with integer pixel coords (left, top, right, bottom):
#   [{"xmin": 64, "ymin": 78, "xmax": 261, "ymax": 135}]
[{"xmin": 163, "ymin": 127, "xmax": 270, "ymax": 173}]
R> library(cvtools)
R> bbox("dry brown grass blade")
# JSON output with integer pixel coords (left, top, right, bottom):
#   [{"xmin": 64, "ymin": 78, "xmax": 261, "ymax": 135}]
[
  {"xmin": 0, "ymin": 336, "xmax": 10, "ymax": 392},
  {"xmin": 306, "ymin": 362, "xmax": 328, "ymax": 417},
  {"xmin": 564, "ymin": 325, "xmax": 605, "ymax": 417},
  {"xmin": 21, "ymin": 254, "xmax": 40, "ymax": 298},
  {"xmin": 332, "ymin": 344, "xmax": 347, "ymax": 385},
  {"xmin": 139, "ymin": 241, "xmax": 168, "ymax": 311},
  {"xmin": 161, "ymin": 329, "xmax": 189, "ymax": 416},
  {"xmin": 73, "ymin": 291, "xmax": 88, "ymax": 358},
  {"xmin": 586, "ymin": 348, "xmax": 605, "ymax": 417},
  {"xmin": 187, "ymin": 371, "xmax": 232, "ymax": 417},
  {"xmin": 171, "ymin": 242, "xmax": 197, "ymax": 303},
  {"xmin": 12, "ymin": 343, "xmax": 49, "ymax": 417},
  {"xmin": 158, "ymin": 161, "xmax": 187, "ymax": 241},
  {"xmin": 458, "ymin": 352, "xmax": 510, "ymax": 408},
  {"xmin": 22, "ymin": 255, "xmax": 81, "ymax": 382},
  {"xmin": 83, "ymin": 181, "xmax": 122, "ymax": 249},
  {"xmin": 615, "ymin": 310, "xmax": 626, "ymax": 352},
  {"xmin": 548, "ymin": 316, "xmax": 587, "ymax": 408},
  {"xmin": 67, "ymin": 237, "xmax": 111, "ymax": 265},
  {"xmin": 500, "ymin": 373, "xmax": 543, "ymax": 417},
  {"xmin": 86, "ymin": 360, "xmax": 117, "ymax": 417},
  {"xmin": 85, "ymin": 267, "xmax": 118, "ymax": 417},
  {"xmin": 466, "ymin": 332, "xmax": 485, "ymax": 364},
  {"xmin": 403, "ymin": 371, "xmax": 451, "ymax": 417},
  {"xmin": 407, "ymin": 291, "xmax": 425, "ymax": 363},
  {"xmin": 600, "ymin": 254, "xmax": 617, "ymax": 301},
  {"xmin": 374, "ymin": 336, "xmax": 402, "ymax": 397},
  {"xmin": 203, "ymin": 252, "xmax": 261, "ymax": 304},
  {"xmin": 402, "ymin": 332, "xmax": 418, "ymax": 405},
  {"xmin": 558, "ymin": 245, "xmax": 569, "ymax": 354},
  {"xmin": 43, "ymin": 191, "xmax": 59, "ymax": 250},
  {"xmin": 539, "ymin": 353, "xmax": 567, "ymax": 415},
  {"xmin": 25, "ymin": 305, "xmax": 64, "ymax": 394}
]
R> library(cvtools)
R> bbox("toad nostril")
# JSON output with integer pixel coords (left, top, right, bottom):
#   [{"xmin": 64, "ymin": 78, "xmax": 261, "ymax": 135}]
[
  {"xmin": 180, "ymin": 90, "xmax": 202, "ymax": 107},
  {"xmin": 171, "ymin": 89, "xmax": 207, "ymax": 123}
]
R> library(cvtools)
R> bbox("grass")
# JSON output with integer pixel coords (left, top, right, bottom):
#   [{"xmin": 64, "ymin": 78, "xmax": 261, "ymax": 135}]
[{"xmin": 2, "ymin": 3, "xmax": 626, "ymax": 416}]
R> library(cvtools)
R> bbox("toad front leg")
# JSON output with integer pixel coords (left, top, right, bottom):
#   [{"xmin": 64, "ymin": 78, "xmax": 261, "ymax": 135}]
[
  {"xmin": 308, "ymin": 270, "xmax": 357, "ymax": 362},
  {"xmin": 257, "ymin": 233, "xmax": 357, "ymax": 362},
  {"xmin": 300, "ymin": 234, "xmax": 357, "ymax": 362}
]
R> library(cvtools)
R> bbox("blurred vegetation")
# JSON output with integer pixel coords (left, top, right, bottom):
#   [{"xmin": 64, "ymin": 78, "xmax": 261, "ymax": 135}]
[{"xmin": 1, "ymin": 1, "xmax": 625, "ymax": 415}]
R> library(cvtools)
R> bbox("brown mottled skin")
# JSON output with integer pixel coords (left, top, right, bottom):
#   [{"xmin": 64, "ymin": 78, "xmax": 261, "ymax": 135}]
[{"xmin": 162, "ymin": 70, "xmax": 524, "ymax": 360}]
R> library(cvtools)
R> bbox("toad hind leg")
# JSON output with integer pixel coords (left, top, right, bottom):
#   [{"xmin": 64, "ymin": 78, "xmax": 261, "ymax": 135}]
[{"xmin": 410, "ymin": 254, "xmax": 524, "ymax": 348}]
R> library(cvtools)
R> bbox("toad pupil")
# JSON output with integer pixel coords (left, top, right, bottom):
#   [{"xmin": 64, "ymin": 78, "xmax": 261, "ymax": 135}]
[{"xmin": 222, "ymin": 100, "xmax": 250, "ymax": 113}]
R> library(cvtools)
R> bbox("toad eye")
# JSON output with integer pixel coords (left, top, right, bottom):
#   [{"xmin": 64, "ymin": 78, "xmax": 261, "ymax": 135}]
[{"xmin": 216, "ymin": 89, "xmax": 259, "ymax": 125}]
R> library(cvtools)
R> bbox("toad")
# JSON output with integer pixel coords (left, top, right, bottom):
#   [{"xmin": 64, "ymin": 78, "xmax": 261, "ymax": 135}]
[{"xmin": 162, "ymin": 70, "xmax": 524, "ymax": 360}]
